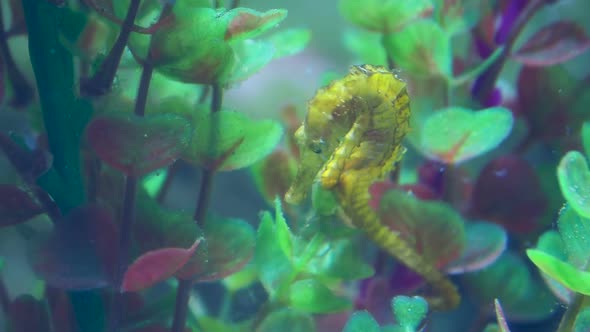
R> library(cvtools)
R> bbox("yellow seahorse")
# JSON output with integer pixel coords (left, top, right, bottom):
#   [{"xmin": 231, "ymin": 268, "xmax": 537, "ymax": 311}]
[{"xmin": 285, "ymin": 65, "xmax": 460, "ymax": 310}]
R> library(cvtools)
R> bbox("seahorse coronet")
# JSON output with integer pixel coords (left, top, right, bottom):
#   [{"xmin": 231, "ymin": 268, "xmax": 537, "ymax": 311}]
[{"xmin": 285, "ymin": 64, "xmax": 460, "ymax": 310}]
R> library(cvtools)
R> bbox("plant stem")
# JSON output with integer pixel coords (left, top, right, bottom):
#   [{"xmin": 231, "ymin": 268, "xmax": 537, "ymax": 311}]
[
  {"xmin": 107, "ymin": 176, "xmax": 137, "ymax": 332},
  {"xmin": 80, "ymin": 0, "xmax": 142, "ymax": 96},
  {"xmin": 171, "ymin": 279, "xmax": 194, "ymax": 332},
  {"xmin": 230, "ymin": 0, "xmax": 240, "ymax": 9},
  {"xmin": 557, "ymin": 293, "xmax": 587, "ymax": 332},
  {"xmin": 0, "ymin": 3, "xmax": 33, "ymax": 107},
  {"xmin": 171, "ymin": 82, "xmax": 224, "ymax": 332},
  {"xmin": 472, "ymin": 0, "xmax": 545, "ymax": 103},
  {"xmin": 106, "ymin": 27, "xmax": 156, "ymax": 332},
  {"xmin": 0, "ymin": 275, "xmax": 10, "ymax": 313}
]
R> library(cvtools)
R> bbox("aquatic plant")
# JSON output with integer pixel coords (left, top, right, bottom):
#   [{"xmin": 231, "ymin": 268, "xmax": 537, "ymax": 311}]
[{"xmin": 0, "ymin": 0, "xmax": 589, "ymax": 331}]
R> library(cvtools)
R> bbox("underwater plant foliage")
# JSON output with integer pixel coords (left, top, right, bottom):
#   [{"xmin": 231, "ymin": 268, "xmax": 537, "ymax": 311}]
[{"xmin": 0, "ymin": 0, "xmax": 590, "ymax": 331}]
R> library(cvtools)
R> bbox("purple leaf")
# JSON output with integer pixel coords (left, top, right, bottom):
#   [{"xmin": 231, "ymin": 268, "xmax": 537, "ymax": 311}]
[
  {"xmin": 512, "ymin": 22, "xmax": 590, "ymax": 67},
  {"xmin": 87, "ymin": 112, "xmax": 191, "ymax": 176},
  {"xmin": 121, "ymin": 239, "xmax": 201, "ymax": 292},
  {"xmin": 0, "ymin": 184, "xmax": 44, "ymax": 227},
  {"xmin": 8, "ymin": 295, "xmax": 50, "ymax": 332},
  {"xmin": 470, "ymin": 156, "xmax": 546, "ymax": 233},
  {"xmin": 31, "ymin": 205, "xmax": 118, "ymax": 290}
]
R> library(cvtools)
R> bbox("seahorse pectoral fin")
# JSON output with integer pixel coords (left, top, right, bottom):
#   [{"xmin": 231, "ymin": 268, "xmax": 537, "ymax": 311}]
[{"xmin": 285, "ymin": 148, "xmax": 325, "ymax": 205}]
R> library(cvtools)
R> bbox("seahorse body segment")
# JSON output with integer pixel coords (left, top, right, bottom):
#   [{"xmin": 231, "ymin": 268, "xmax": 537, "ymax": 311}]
[{"xmin": 285, "ymin": 65, "xmax": 460, "ymax": 310}]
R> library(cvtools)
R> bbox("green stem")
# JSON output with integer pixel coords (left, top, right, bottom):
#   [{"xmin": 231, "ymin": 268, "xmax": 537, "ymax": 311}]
[
  {"xmin": 557, "ymin": 294, "xmax": 587, "ymax": 332},
  {"xmin": 0, "ymin": 3, "xmax": 33, "ymax": 107},
  {"xmin": 170, "ymin": 82, "xmax": 224, "ymax": 332},
  {"xmin": 80, "ymin": 0, "xmax": 142, "ymax": 96}
]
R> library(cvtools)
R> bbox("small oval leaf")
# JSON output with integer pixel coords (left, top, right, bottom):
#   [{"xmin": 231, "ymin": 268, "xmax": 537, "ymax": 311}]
[
  {"xmin": 527, "ymin": 249, "xmax": 590, "ymax": 295},
  {"xmin": 288, "ymin": 278, "xmax": 352, "ymax": 313},
  {"xmin": 257, "ymin": 308, "xmax": 316, "ymax": 332},
  {"xmin": 343, "ymin": 311, "xmax": 380, "ymax": 332},
  {"xmin": 224, "ymin": 8, "xmax": 288, "ymax": 42},
  {"xmin": 445, "ymin": 222, "xmax": 507, "ymax": 274},
  {"xmin": 87, "ymin": 112, "xmax": 192, "ymax": 176},
  {"xmin": 420, "ymin": 106, "xmax": 513, "ymax": 164},
  {"xmin": 557, "ymin": 151, "xmax": 590, "ymax": 219},
  {"xmin": 512, "ymin": 22, "xmax": 590, "ymax": 67},
  {"xmin": 181, "ymin": 110, "xmax": 283, "ymax": 171},
  {"xmin": 121, "ymin": 239, "xmax": 201, "ymax": 292}
]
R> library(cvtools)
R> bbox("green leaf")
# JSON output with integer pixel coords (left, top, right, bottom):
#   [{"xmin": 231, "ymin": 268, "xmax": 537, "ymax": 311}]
[
  {"xmin": 228, "ymin": 39, "xmax": 275, "ymax": 83},
  {"xmin": 222, "ymin": 264, "xmax": 258, "ymax": 292},
  {"xmin": 557, "ymin": 204, "xmax": 590, "ymax": 268},
  {"xmin": 224, "ymin": 8, "xmax": 288, "ymax": 42},
  {"xmin": 255, "ymin": 211, "xmax": 294, "ymax": 292},
  {"xmin": 274, "ymin": 198, "xmax": 293, "ymax": 258},
  {"xmin": 182, "ymin": 110, "xmax": 283, "ymax": 171},
  {"xmin": 138, "ymin": 7, "xmax": 235, "ymax": 84},
  {"xmin": 311, "ymin": 183, "xmax": 339, "ymax": 216},
  {"xmin": 142, "ymin": 169, "xmax": 168, "ymax": 198},
  {"xmin": 339, "ymin": 0, "xmax": 433, "ymax": 33},
  {"xmin": 257, "ymin": 308, "xmax": 316, "ymax": 332},
  {"xmin": 420, "ymin": 106, "xmax": 513, "ymax": 164},
  {"xmin": 383, "ymin": 20, "xmax": 451, "ymax": 77},
  {"xmin": 527, "ymin": 249, "xmax": 590, "ymax": 295},
  {"xmin": 574, "ymin": 308, "xmax": 590, "ymax": 332},
  {"xmin": 534, "ymin": 231, "xmax": 571, "ymax": 303},
  {"xmin": 582, "ymin": 122, "xmax": 590, "ymax": 158},
  {"xmin": 288, "ymin": 278, "xmax": 352, "ymax": 313},
  {"xmin": 198, "ymin": 315, "xmax": 252, "ymax": 332},
  {"xmin": 342, "ymin": 29, "xmax": 387, "ymax": 66},
  {"xmin": 266, "ymin": 28, "xmax": 311, "ymax": 59},
  {"xmin": 307, "ymin": 239, "xmax": 374, "ymax": 281},
  {"xmin": 343, "ymin": 311, "xmax": 381, "ymax": 332},
  {"xmin": 557, "ymin": 151, "xmax": 590, "ymax": 219},
  {"xmin": 175, "ymin": 216, "xmax": 255, "ymax": 281},
  {"xmin": 464, "ymin": 252, "xmax": 556, "ymax": 321},
  {"xmin": 391, "ymin": 296, "xmax": 428, "ymax": 330}
]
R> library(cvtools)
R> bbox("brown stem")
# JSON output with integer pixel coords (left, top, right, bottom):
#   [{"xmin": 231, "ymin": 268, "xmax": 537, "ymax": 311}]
[
  {"xmin": 171, "ymin": 279, "xmax": 193, "ymax": 332},
  {"xmin": 472, "ymin": 0, "xmax": 546, "ymax": 103},
  {"xmin": 0, "ymin": 3, "xmax": 33, "ymax": 107},
  {"xmin": 107, "ymin": 175, "xmax": 137, "ymax": 332},
  {"xmin": 229, "ymin": 0, "xmax": 240, "ymax": 9},
  {"xmin": 106, "ymin": 12, "xmax": 158, "ymax": 330},
  {"xmin": 80, "ymin": 0, "xmax": 142, "ymax": 96},
  {"xmin": 170, "ymin": 82, "xmax": 223, "ymax": 332}
]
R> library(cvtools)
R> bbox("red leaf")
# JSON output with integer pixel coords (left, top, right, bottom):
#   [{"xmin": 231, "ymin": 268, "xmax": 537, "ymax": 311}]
[
  {"xmin": 224, "ymin": 8, "xmax": 287, "ymax": 41},
  {"xmin": 87, "ymin": 112, "xmax": 191, "ymax": 176},
  {"xmin": 121, "ymin": 239, "xmax": 201, "ymax": 292},
  {"xmin": 513, "ymin": 21, "xmax": 590, "ymax": 67}
]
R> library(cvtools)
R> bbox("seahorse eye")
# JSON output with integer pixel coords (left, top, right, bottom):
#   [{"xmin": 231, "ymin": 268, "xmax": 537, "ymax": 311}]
[
  {"xmin": 309, "ymin": 141, "xmax": 323, "ymax": 154},
  {"xmin": 308, "ymin": 138, "xmax": 327, "ymax": 154}
]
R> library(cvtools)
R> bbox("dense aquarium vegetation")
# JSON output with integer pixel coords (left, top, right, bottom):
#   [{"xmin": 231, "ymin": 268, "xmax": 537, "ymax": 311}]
[{"xmin": 0, "ymin": 0, "xmax": 590, "ymax": 331}]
